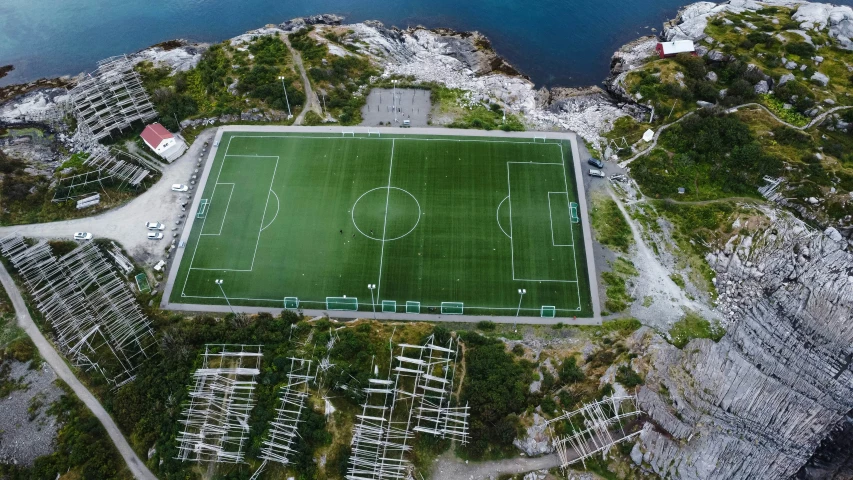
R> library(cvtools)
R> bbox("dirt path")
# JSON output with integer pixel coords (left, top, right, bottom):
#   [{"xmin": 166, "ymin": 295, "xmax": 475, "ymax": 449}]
[
  {"xmin": 0, "ymin": 262, "xmax": 157, "ymax": 480},
  {"xmin": 620, "ymin": 103, "xmax": 853, "ymax": 167},
  {"xmin": 283, "ymin": 35, "xmax": 322, "ymax": 125},
  {"xmin": 431, "ymin": 450, "xmax": 561, "ymax": 480}
]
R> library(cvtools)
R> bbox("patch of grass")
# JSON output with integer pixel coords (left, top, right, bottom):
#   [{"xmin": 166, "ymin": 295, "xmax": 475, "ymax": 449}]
[
  {"xmin": 599, "ymin": 318, "xmax": 642, "ymax": 336},
  {"xmin": 668, "ymin": 312, "xmax": 726, "ymax": 348},
  {"xmin": 602, "ymin": 271, "xmax": 633, "ymax": 313},
  {"xmin": 590, "ymin": 196, "xmax": 633, "ymax": 252},
  {"xmin": 615, "ymin": 365, "xmax": 644, "ymax": 387},
  {"xmin": 669, "ymin": 273, "xmax": 686, "ymax": 289}
]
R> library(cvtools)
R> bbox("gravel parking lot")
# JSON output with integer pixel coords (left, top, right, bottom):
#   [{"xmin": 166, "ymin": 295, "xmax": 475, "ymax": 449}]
[{"xmin": 0, "ymin": 128, "xmax": 216, "ymax": 269}]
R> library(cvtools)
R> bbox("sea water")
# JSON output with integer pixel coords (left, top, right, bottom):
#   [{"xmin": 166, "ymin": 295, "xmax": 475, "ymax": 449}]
[{"xmin": 1, "ymin": 0, "xmax": 851, "ymax": 88}]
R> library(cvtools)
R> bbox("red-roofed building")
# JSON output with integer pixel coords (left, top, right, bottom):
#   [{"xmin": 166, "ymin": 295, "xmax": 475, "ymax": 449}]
[
  {"xmin": 655, "ymin": 40, "xmax": 696, "ymax": 58},
  {"xmin": 140, "ymin": 123, "xmax": 187, "ymax": 162}
]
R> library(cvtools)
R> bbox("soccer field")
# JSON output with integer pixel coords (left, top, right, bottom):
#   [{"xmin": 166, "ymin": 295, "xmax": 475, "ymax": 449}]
[{"xmin": 169, "ymin": 131, "xmax": 594, "ymax": 317}]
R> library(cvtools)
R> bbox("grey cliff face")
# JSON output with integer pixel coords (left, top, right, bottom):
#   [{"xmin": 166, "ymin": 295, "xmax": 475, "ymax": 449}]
[{"xmin": 634, "ymin": 216, "xmax": 853, "ymax": 479}]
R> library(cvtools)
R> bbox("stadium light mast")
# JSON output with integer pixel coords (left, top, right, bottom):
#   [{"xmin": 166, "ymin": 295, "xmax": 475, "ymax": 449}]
[
  {"xmin": 392, "ymin": 79, "xmax": 398, "ymax": 124},
  {"xmin": 277, "ymin": 76, "xmax": 293, "ymax": 119},
  {"xmin": 515, "ymin": 288, "xmax": 526, "ymax": 331},
  {"xmin": 367, "ymin": 284, "xmax": 377, "ymax": 319},
  {"xmin": 215, "ymin": 279, "xmax": 236, "ymax": 315}
]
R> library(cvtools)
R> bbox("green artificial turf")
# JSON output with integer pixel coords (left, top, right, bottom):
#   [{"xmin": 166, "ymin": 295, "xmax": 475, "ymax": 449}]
[{"xmin": 170, "ymin": 132, "xmax": 593, "ymax": 317}]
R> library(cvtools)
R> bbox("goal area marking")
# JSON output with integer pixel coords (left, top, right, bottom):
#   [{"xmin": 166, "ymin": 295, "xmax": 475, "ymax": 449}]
[
  {"xmin": 405, "ymin": 301, "xmax": 420, "ymax": 314},
  {"xmin": 327, "ymin": 296, "xmax": 358, "ymax": 311},
  {"xmin": 441, "ymin": 302, "xmax": 464, "ymax": 315},
  {"xmin": 197, "ymin": 199, "xmax": 210, "ymax": 219},
  {"xmin": 284, "ymin": 297, "xmax": 299, "ymax": 309},
  {"xmin": 381, "ymin": 300, "xmax": 397, "ymax": 313}
]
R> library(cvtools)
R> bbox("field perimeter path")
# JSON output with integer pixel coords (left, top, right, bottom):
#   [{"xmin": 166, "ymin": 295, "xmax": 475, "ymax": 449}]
[{"xmin": 0, "ymin": 262, "xmax": 157, "ymax": 480}]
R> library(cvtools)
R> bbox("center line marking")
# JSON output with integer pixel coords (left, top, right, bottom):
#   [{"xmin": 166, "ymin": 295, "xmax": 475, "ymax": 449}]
[{"xmin": 376, "ymin": 139, "xmax": 394, "ymax": 303}]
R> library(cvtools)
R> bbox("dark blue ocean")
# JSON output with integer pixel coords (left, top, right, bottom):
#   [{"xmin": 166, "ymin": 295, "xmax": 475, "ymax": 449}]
[{"xmin": 2, "ymin": 0, "xmax": 850, "ymax": 89}]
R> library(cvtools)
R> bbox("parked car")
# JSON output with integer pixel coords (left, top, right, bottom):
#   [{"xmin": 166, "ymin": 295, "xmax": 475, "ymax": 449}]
[
  {"xmin": 587, "ymin": 157, "xmax": 605, "ymax": 169},
  {"xmin": 146, "ymin": 221, "xmax": 164, "ymax": 230},
  {"xmin": 171, "ymin": 184, "xmax": 189, "ymax": 192},
  {"xmin": 402, "ymin": 119, "xmax": 411, "ymax": 128},
  {"xmin": 588, "ymin": 169, "xmax": 605, "ymax": 178},
  {"xmin": 73, "ymin": 232, "xmax": 93, "ymax": 241},
  {"xmin": 147, "ymin": 232, "xmax": 164, "ymax": 240}
]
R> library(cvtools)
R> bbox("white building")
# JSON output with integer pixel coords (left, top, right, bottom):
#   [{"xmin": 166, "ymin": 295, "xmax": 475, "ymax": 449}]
[{"xmin": 140, "ymin": 123, "xmax": 187, "ymax": 162}]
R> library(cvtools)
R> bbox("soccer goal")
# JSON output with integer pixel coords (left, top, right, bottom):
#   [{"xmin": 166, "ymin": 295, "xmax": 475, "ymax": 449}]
[
  {"xmin": 405, "ymin": 301, "xmax": 421, "ymax": 314},
  {"xmin": 327, "ymin": 296, "xmax": 358, "ymax": 311},
  {"xmin": 367, "ymin": 129, "xmax": 381, "ymax": 137},
  {"xmin": 569, "ymin": 202, "xmax": 579, "ymax": 224},
  {"xmin": 441, "ymin": 302, "xmax": 464, "ymax": 315},
  {"xmin": 284, "ymin": 297, "xmax": 299, "ymax": 309},
  {"xmin": 341, "ymin": 130, "xmax": 355, "ymax": 137},
  {"xmin": 533, "ymin": 135, "xmax": 547, "ymax": 142},
  {"xmin": 197, "ymin": 199, "xmax": 210, "ymax": 218},
  {"xmin": 541, "ymin": 306, "xmax": 557, "ymax": 318},
  {"xmin": 381, "ymin": 300, "xmax": 397, "ymax": 313}
]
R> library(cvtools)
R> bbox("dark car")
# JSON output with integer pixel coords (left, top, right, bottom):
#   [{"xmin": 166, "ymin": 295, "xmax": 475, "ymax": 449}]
[{"xmin": 587, "ymin": 157, "xmax": 604, "ymax": 169}]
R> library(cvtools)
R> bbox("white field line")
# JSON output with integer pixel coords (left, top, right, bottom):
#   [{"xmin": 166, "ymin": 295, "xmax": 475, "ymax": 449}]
[
  {"xmin": 376, "ymin": 139, "xmax": 394, "ymax": 302},
  {"xmin": 507, "ymin": 163, "xmax": 516, "ymax": 280},
  {"xmin": 559, "ymin": 142, "xmax": 583, "ymax": 311},
  {"xmin": 182, "ymin": 135, "xmax": 233, "ymax": 297},
  {"xmin": 249, "ymin": 157, "xmax": 280, "ymax": 270},
  {"xmin": 547, "ymin": 192, "xmax": 573, "ymax": 247},
  {"xmin": 260, "ymin": 190, "xmax": 280, "ymax": 232},
  {"xmin": 496, "ymin": 196, "xmax": 511, "ymax": 239},
  {"xmin": 200, "ymin": 183, "xmax": 235, "ymax": 236},
  {"xmin": 226, "ymin": 135, "xmax": 567, "ymax": 147}
]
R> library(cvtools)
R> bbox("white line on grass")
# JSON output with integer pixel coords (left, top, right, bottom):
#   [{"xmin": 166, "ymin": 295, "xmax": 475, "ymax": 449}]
[
  {"xmin": 200, "ymin": 183, "xmax": 235, "ymax": 236},
  {"xmin": 507, "ymin": 163, "xmax": 516, "ymax": 279},
  {"xmin": 547, "ymin": 192, "xmax": 573, "ymax": 247},
  {"xmin": 260, "ymin": 190, "xmax": 280, "ymax": 232},
  {"xmin": 182, "ymin": 135, "xmax": 233, "ymax": 298},
  {"xmin": 249, "ymin": 158, "xmax": 280, "ymax": 270},
  {"xmin": 376, "ymin": 139, "xmax": 394, "ymax": 302},
  {"xmin": 559, "ymin": 142, "xmax": 583, "ymax": 311},
  {"xmin": 496, "ymin": 196, "xmax": 511, "ymax": 239}
]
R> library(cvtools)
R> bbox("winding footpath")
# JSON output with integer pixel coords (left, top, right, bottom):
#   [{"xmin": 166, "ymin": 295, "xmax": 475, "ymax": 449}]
[
  {"xmin": 283, "ymin": 35, "xmax": 322, "ymax": 125},
  {"xmin": 620, "ymin": 103, "xmax": 853, "ymax": 167},
  {"xmin": 0, "ymin": 262, "xmax": 157, "ymax": 480}
]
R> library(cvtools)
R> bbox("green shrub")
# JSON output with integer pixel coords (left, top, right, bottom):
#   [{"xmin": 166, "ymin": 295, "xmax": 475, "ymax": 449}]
[
  {"xmin": 476, "ymin": 320, "xmax": 496, "ymax": 331},
  {"xmin": 785, "ymin": 41, "xmax": 816, "ymax": 59},
  {"xmin": 668, "ymin": 312, "xmax": 726, "ymax": 348},
  {"xmin": 615, "ymin": 365, "xmax": 644, "ymax": 387},
  {"xmin": 559, "ymin": 356, "xmax": 584, "ymax": 384}
]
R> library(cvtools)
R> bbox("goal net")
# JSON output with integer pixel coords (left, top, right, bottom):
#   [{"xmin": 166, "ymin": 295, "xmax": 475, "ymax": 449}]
[
  {"xmin": 327, "ymin": 297, "xmax": 358, "ymax": 311},
  {"xmin": 569, "ymin": 202, "xmax": 579, "ymax": 224},
  {"xmin": 284, "ymin": 297, "xmax": 299, "ymax": 309},
  {"xmin": 197, "ymin": 199, "xmax": 210, "ymax": 218},
  {"xmin": 541, "ymin": 306, "xmax": 557, "ymax": 318},
  {"xmin": 405, "ymin": 301, "xmax": 420, "ymax": 314},
  {"xmin": 441, "ymin": 302, "xmax": 464, "ymax": 315},
  {"xmin": 381, "ymin": 300, "xmax": 396, "ymax": 313}
]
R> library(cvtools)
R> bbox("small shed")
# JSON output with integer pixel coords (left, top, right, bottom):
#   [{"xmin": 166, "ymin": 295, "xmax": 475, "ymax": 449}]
[{"xmin": 655, "ymin": 40, "xmax": 696, "ymax": 58}]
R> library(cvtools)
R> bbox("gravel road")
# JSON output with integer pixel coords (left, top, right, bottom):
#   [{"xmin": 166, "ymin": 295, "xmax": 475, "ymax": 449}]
[
  {"xmin": 0, "ymin": 261, "xmax": 157, "ymax": 480},
  {"xmin": 0, "ymin": 129, "xmax": 214, "ymax": 269}
]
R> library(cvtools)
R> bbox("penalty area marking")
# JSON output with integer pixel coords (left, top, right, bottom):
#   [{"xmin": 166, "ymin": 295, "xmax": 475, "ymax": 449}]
[
  {"xmin": 260, "ymin": 190, "xmax": 280, "ymax": 232},
  {"xmin": 496, "ymin": 196, "xmax": 511, "ymax": 239}
]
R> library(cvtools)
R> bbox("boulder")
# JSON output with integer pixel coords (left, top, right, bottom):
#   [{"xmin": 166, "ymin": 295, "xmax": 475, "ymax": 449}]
[
  {"xmin": 631, "ymin": 442, "xmax": 644, "ymax": 465},
  {"xmin": 811, "ymin": 72, "xmax": 830, "ymax": 86},
  {"xmin": 754, "ymin": 80, "xmax": 769, "ymax": 94},
  {"xmin": 785, "ymin": 61, "xmax": 798, "ymax": 70},
  {"xmin": 697, "ymin": 100, "xmax": 716, "ymax": 109},
  {"xmin": 824, "ymin": 226, "xmax": 844, "ymax": 242},
  {"xmin": 705, "ymin": 71, "xmax": 718, "ymax": 82},
  {"xmin": 814, "ymin": 55, "xmax": 825, "ymax": 63},
  {"xmin": 707, "ymin": 49, "xmax": 726, "ymax": 62},
  {"xmin": 808, "ymin": 197, "xmax": 819, "ymax": 205},
  {"xmin": 778, "ymin": 73, "xmax": 796, "ymax": 86}
]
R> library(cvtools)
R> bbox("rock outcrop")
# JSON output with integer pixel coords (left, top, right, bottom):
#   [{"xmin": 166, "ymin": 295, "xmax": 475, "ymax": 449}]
[{"xmin": 634, "ymin": 211, "xmax": 853, "ymax": 479}]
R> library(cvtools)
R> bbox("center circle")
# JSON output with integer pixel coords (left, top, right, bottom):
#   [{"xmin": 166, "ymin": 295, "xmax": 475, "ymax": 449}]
[{"xmin": 352, "ymin": 187, "xmax": 421, "ymax": 241}]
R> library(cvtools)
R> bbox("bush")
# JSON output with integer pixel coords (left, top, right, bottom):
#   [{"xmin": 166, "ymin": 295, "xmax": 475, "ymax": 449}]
[
  {"xmin": 558, "ymin": 356, "xmax": 584, "ymax": 384},
  {"xmin": 476, "ymin": 320, "xmax": 496, "ymax": 331},
  {"xmin": 668, "ymin": 312, "xmax": 726, "ymax": 348},
  {"xmin": 785, "ymin": 41, "xmax": 816, "ymax": 59},
  {"xmin": 773, "ymin": 126, "xmax": 813, "ymax": 147},
  {"xmin": 615, "ymin": 365, "xmax": 644, "ymax": 387}
]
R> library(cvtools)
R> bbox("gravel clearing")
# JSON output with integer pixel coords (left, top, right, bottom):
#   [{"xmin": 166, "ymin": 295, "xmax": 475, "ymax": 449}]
[{"xmin": 0, "ymin": 360, "xmax": 63, "ymax": 466}]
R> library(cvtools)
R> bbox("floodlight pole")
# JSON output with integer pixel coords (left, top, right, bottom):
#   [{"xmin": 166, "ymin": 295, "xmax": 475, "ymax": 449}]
[
  {"xmin": 278, "ymin": 76, "xmax": 293, "ymax": 119},
  {"xmin": 515, "ymin": 288, "xmax": 526, "ymax": 331},
  {"xmin": 392, "ymin": 80, "xmax": 398, "ymax": 124},
  {"xmin": 368, "ymin": 284, "xmax": 376, "ymax": 320},
  {"xmin": 215, "ymin": 279, "xmax": 236, "ymax": 315}
]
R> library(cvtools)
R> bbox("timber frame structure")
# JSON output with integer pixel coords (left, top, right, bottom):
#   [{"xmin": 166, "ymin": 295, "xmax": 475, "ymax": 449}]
[
  {"xmin": 176, "ymin": 344, "xmax": 263, "ymax": 464},
  {"xmin": 545, "ymin": 395, "xmax": 643, "ymax": 471},
  {"xmin": 0, "ymin": 234, "xmax": 155, "ymax": 386},
  {"xmin": 346, "ymin": 334, "xmax": 469, "ymax": 480},
  {"xmin": 68, "ymin": 55, "xmax": 157, "ymax": 142}
]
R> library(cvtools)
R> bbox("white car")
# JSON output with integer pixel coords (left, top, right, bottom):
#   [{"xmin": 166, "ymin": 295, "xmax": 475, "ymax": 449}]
[
  {"xmin": 147, "ymin": 232, "xmax": 164, "ymax": 240},
  {"xmin": 588, "ymin": 169, "xmax": 605, "ymax": 178},
  {"xmin": 171, "ymin": 184, "xmax": 189, "ymax": 192},
  {"xmin": 146, "ymin": 222, "xmax": 165, "ymax": 230},
  {"xmin": 73, "ymin": 232, "xmax": 93, "ymax": 241}
]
